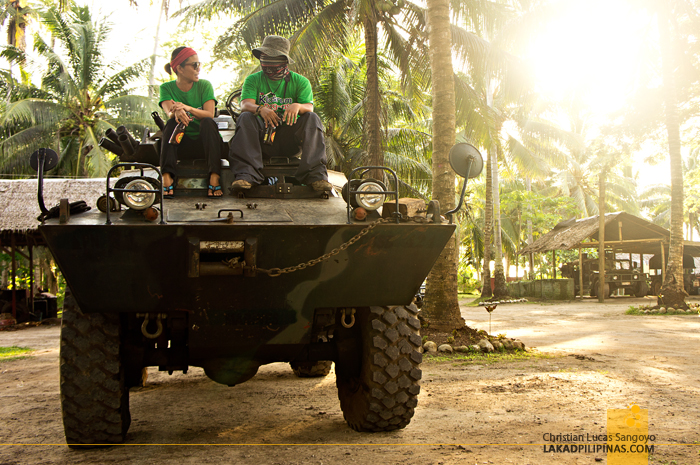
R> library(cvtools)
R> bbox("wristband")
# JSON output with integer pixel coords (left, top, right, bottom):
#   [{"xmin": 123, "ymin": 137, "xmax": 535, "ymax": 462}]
[{"xmin": 254, "ymin": 105, "xmax": 262, "ymax": 116}]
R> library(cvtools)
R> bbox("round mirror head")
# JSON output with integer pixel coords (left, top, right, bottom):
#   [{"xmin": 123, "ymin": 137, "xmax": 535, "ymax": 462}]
[
  {"xmin": 29, "ymin": 148, "xmax": 59, "ymax": 172},
  {"xmin": 449, "ymin": 143, "xmax": 483, "ymax": 179}
]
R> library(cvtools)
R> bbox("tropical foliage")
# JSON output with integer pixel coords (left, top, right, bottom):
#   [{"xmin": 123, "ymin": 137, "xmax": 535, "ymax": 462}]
[{"xmin": 0, "ymin": 4, "xmax": 157, "ymax": 177}]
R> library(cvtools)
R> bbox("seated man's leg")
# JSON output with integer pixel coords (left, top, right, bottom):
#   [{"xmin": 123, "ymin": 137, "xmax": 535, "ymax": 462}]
[
  {"xmin": 229, "ymin": 112, "xmax": 266, "ymax": 185},
  {"xmin": 290, "ymin": 112, "xmax": 328, "ymax": 185}
]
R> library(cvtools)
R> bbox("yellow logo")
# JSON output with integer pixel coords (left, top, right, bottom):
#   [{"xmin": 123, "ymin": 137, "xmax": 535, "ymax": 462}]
[
  {"xmin": 625, "ymin": 403, "xmax": 643, "ymax": 428},
  {"xmin": 607, "ymin": 403, "xmax": 651, "ymax": 465}
]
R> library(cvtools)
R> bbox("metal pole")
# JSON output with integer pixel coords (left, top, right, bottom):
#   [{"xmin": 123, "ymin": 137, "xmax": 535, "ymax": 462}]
[{"xmin": 599, "ymin": 172, "xmax": 606, "ymax": 303}]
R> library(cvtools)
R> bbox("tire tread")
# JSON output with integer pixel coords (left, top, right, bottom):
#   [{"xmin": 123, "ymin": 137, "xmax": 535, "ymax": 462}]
[{"xmin": 60, "ymin": 292, "xmax": 129, "ymax": 447}]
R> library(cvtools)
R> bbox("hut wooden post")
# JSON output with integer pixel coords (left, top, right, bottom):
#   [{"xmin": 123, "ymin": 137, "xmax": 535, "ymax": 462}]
[
  {"xmin": 29, "ymin": 244, "xmax": 34, "ymax": 317},
  {"xmin": 552, "ymin": 250, "xmax": 556, "ymax": 279},
  {"xmin": 579, "ymin": 247, "xmax": 584, "ymax": 300},
  {"xmin": 11, "ymin": 235, "xmax": 16, "ymax": 318},
  {"xmin": 599, "ymin": 172, "xmax": 606, "ymax": 303},
  {"xmin": 661, "ymin": 243, "xmax": 666, "ymax": 283}
]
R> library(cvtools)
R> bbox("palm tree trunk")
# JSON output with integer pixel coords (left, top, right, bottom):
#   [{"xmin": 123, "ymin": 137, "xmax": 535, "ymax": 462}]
[
  {"xmin": 492, "ymin": 141, "xmax": 507, "ymax": 297},
  {"xmin": 658, "ymin": 3, "xmax": 687, "ymax": 308},
  {"xmin": 481, "ymin": 146, "xmax": 493, "ymax": 297},
  {"xmin": 148, "ymin": 0, "xmax": 167, "ymax": 98},
  {"xmin": 363, "ymin": 15, "xmax": 383, "ymax": 177},
  {"xmin": 525, "ymin": 177, "xmax": 535, "ymax": 280},
  {"xmin": 422, "ymin": 0, "xmax": 464, "ymax": 331}
]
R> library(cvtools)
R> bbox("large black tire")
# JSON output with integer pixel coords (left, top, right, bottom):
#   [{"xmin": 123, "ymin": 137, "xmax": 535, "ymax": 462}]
[
  {"xmin": 336, "ymin": 305, "xmax": 422, "ymax": 432},
  {"xmin": 290, "ymin": 360, "xmax": 333, "ymax": 378},
  {"xmin": 60, "ymin": 291, "xmax": 130, "ymax": 448}
]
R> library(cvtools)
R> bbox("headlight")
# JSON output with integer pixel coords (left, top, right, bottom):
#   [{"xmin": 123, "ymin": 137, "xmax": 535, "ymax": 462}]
[
  {"xmin": 356, "ymin": 181, "xmax": 386, "ymax": 211},
  {"xmin": 633, "ymin": 275, "xmax": 638, "ymax": 280},
  {"xmin": 613, "ymin": 276, "xmax": 618, "ymax": 280},
  {"xmin": 123, "ymin": 179, "xmax": 157, "ymax": 210}
]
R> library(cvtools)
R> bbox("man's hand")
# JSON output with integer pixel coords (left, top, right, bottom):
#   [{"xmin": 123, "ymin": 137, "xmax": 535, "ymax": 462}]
[
  {"xmin": 282, "ymin": 103, "xmax": 302, "ymax": 126},
  {"xmin": 260, "ymin": 106, "xmax": 281, "ymax": 128}
]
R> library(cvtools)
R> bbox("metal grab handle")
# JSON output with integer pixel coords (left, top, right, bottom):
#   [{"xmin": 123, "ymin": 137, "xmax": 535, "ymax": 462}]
[{"xmin": 217, "ymin": 209, "xmax": 244, "ymax": 218}]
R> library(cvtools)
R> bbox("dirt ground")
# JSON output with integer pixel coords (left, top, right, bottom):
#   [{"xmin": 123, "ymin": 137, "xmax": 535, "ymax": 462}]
[{"xmin": 1, "ymin": 296, "xmax": 699, "ymax": 465}]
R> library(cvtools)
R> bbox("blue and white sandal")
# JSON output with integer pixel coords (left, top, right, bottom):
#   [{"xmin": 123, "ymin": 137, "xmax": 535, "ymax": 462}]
[{"xmin": 208, "ymin": 185, "xmax": 223, "ymax": 198}]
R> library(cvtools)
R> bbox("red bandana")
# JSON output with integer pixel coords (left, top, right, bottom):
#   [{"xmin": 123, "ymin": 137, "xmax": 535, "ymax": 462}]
[{"xmin": 170, "ymin": 48, "xmax": 197, "ymax": 72}]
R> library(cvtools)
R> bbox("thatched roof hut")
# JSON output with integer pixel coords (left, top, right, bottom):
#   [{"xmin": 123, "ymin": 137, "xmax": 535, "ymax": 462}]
[
  {"xmin": 0, "ymin": 178, "xmax": 107, "ymax": 246},
  {"xmin": 519, "ymin": 212, "xmax": 670, "ymax": 255},
  {"xmin": 519, "ymin": 211, "xmax": 700, "ymax": 257}
]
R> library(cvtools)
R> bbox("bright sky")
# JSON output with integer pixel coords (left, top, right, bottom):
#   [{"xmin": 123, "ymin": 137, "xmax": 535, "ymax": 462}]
[
  {"xmin": 84, "ymin": 0, "xmax": 233, "ymax": 96},
  {"xmin": 527, "ymin": 0, "xmax": 651, "ymax": 115},
  {"xmin": 524, "ymin": 0, "xmax": 670, "ymax": 189}
]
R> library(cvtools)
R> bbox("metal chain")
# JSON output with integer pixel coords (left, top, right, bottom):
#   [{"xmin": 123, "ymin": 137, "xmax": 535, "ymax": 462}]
[{"xmin": 224, "ymin": 218, "xmax": 389, "ymax": 277}]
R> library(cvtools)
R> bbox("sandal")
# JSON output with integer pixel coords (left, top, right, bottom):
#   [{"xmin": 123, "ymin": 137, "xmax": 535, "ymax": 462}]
[
  {"xmin": 163, "ymin": 185, "xmax": 174, "ymax": 198},
  {"xmin": 208, "ymin": 184, "xmax": 223, "ymax": 198}
]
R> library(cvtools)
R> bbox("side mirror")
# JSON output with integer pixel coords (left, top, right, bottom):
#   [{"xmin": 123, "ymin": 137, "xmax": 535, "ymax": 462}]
[
  {"xmin": 445, "ymin": 143, "xmax": 483, "ymax": 223},
  {"xmin": 449, "ymin": 143, "xmax": 483, "ymax": 179},
  {"xmin": 30, "ymin": 148, "xmax": 59, "ymax": 172}
]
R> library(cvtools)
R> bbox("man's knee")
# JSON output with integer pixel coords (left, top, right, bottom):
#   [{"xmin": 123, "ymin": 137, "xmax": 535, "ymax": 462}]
[
  {"xmin": 237, "ymin": 111, "xmax": 259, "ymax": 128},
  {"xmin": 298, "ymin": 112, "xmax": 323, "ymax": 129}
]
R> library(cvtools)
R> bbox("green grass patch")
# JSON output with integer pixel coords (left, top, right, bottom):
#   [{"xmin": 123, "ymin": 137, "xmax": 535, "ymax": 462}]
[
  {"xmin": 626, "ymin": 306, "xmax": 698, "ymax": 316},
  {"xmin": 424, "ymin": 349, "xmax": 555, "ymax": 365},
  {"xmin": 458, "ymin": 292, "xmax": 481, "ymax": 299},
  {"xmin": 0, "ymin": 346, "xmax": 33, "ymax": 361},
  {"xmin": 463, "ymin": 296, "xmax": 489, "ymax": 307}
]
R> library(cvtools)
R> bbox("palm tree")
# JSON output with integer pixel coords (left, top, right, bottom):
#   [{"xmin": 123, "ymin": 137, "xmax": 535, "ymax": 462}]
[
  {"xmin": 421, "ymin": 0, "xmax": 463, "ymax": 331},
  {"xmin": 313, "ymin": 34, "xmax": 433, "ymax": 193},
  {"xmin": 1, "ymin": 0, "xmax": 33, "ymax": 52},
  {"xmin": 0, "ymin": 5, "xmax": 157, "ymax": 177}
]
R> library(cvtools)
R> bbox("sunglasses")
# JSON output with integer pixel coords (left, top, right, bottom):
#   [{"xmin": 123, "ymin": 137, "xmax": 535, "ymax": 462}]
[{"xmin": 184, "ymin": 61, "xmax": 201, "ymax": 70}]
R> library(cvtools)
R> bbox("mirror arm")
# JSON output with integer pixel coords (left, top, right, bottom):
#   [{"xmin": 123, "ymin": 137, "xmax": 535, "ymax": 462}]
[
  {"xmin": 444, "ymin": 157, "xmax": 473, "ymax": 224},
  {"xmin": 36, "ymin": 149, "xmax": 50, "ymax": 217}
]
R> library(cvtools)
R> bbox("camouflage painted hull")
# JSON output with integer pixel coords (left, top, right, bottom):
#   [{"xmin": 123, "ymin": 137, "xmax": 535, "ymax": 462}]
[{"xmin": 41, "ymin": 196, "xmax": 454, "ymax": 365}]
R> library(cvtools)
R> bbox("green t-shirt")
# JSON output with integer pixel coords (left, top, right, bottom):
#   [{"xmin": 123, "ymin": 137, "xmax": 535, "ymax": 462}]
[
  {"xmin": 159, "ymin": 79, "xmax": 217, "ymax": 139},
  {"xmin": 241, "ymin": 71, "xmax": 313, "ymax": 116}
]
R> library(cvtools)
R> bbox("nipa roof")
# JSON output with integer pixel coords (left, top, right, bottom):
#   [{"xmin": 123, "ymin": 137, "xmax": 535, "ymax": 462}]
[
  {"xmin": 0, "ymin": 178, "xmax": 107, "ymax": 238},
  {"xmin": 519, "ymin": 212, "xmax": 670, "ymax": 255}
]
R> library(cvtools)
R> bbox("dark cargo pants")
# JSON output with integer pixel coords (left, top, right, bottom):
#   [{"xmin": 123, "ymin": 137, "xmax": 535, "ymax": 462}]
[
  {"xmin": 160, "ymin": 117, "xmax": 222, "ymax": 178},
  {"xmin": 228, "ymin": 111, "xmax": 328, "ymax": 185}
]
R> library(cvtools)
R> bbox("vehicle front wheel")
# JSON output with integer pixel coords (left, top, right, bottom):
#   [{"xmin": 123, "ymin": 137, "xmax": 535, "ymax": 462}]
[
  {"xmin": 336, "ymin": 305, "xmax": 423, "ymax": 432},
  {"xmin": 60, "ymin": 290, "xmax": 130, "ymax": 448},
  {"xmin": 290, "ymin": 360, "xmax": 333, "ymax": 378}
]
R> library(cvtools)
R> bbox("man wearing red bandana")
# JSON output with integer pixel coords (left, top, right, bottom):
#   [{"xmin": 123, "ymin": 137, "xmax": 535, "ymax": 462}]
[{"xmin": 229, "ymin": 36, "xmax": 331, "ymax": 192}]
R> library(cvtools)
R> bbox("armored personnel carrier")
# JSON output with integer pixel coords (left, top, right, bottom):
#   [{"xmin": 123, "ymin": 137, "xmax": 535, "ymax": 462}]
[{"xmin": 32, "ymin": 133, "xmax": 482, "ymax": 447}]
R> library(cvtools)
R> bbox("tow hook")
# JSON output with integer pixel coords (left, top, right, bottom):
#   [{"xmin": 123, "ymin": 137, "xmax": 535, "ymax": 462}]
[
  {"xmin": 136, "ymin": 313, "xmax": 166, "ymax": 339},
  {"xmin": 341, "ymin": 308, "xmax": 356, "ymax": 328}
]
